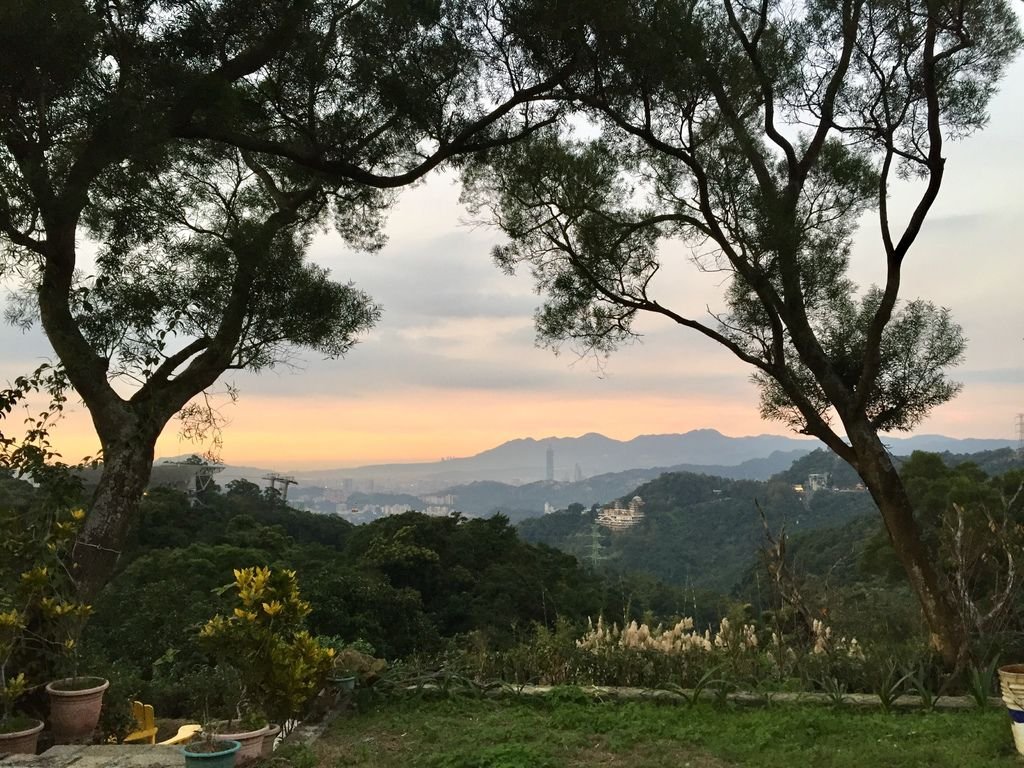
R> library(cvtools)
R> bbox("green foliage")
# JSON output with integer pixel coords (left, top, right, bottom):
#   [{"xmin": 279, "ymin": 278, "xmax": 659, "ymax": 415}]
[
  {"xmin": 0, "ymin": 501, "xmax": 91, "ymax": 723},
  {"xmin": 771, "ymin": 449, "xmax": 862, "ymax": 488},
  {"xmin": 85, "ymin": 543, "xmax": 271, "ymax": 674},
  {"xmin": 199, "ymin": 567, "xmax": 335, "ymax": 725},
  {"xmin": 70, "ymin": 452, "xmax": 1024, "ymax": 725},
  {"xmin": 464, "ymin": 0, "xmax": 1021, "ymax": 442},
  {"xmin": 340, "ymin": 512, "xmax": 612, "ymax": 648},
  {"xmin": 521, "ymin": 470, "xmax": 875, "ymax": 592},
  {"xmin": 0, "ymin": 0, "xmax": 573, "ymax": 598},
  {"xmin": 870, "ymin": 659, "xmax": 911, "ymax": 714},
  {"xmin": 860, "ymin": 453, "xmax": 1024, "ymax": 651},
  {"xmin": 968, "ymin": 658, "xmax": 1000, "ymax": 708},
  {"xmin": 464, "ymin": 0, "xmax": 1023, "ymax": 661}
]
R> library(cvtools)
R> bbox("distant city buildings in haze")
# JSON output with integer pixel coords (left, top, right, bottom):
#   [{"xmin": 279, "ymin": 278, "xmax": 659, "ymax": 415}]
[{"xmin": 545, "ymin": 445, "xmax": 555, "ymax": 482}]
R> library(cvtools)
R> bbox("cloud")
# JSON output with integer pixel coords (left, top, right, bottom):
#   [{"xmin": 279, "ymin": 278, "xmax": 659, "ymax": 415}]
[
  {"xmin": 957, "ymin": 368, "xmax": 1024, "ymax": 385},
  {"xmin": 6, "ymin": 59, "xmax": 1024, "ymax": 466}
]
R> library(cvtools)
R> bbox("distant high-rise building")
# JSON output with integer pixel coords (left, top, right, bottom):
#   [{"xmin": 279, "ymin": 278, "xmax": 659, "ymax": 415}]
[
  {"xmin": 573, "ymin": 463, "xmax": 583, "ymax": 483},
  {"xmin": 545, "ymin": 445, "xmax": 555, "ymax": 482}
]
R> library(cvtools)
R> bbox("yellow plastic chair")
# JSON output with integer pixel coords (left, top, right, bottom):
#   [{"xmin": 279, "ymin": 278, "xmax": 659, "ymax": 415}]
[
  {"xmin": 123, "ymin": 701, "xmax": 158, "ymax": 744},
  {"xmin": 158, "ymin": 724, "xmax": 203, "ymax": 745},
  {"xmin": 123, "ymin": 700, "xmax": 201, "ymax": 746}
]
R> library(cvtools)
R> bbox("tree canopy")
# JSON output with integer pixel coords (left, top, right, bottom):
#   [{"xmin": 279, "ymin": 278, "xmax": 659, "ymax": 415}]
[
  {"xmin": 463, "ymin": 0, "xmax": 1022, "ymax": 664},
  {"xmin": 0, "ymin": 0, "xmax": 574, "ymax": 597}
]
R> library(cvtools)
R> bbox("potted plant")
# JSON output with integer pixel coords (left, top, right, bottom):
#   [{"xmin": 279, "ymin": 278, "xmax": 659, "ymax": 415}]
[
  {"xmin": 45, "ymin": 675, "xmax": 110, "ymax": 744},
  {"xmin": 182, "ymin": 726, "xmax": 241, "ymax": 768},
  {"xmin": 1, "ymin": 504, "xmax": 90, "ymax": 752},
  {"xmin": 43, "ymin": 589, "xmax": 108, "ymax": 743},
  {"xmin": 328, "ymin": 667, "xmax": 356, "ymax": 694},
  {"xmin": 0, "ymin": 680, "xmax": 43, "ymax": 756},
  {"xmin": 199, "ymin": 568, "xmax": 334, "ymax": 762},
  {"xmin": 326, "ymin": 641, "xmax": 387, "ymax": 694},
  {"xmin": 259, "ymin": 722, "xmax": 281, "ymax": 759},
  {"xmin": 999, "ymin": 664, "xmax": 1024, "ymax": 755},
  {"xmin": 1, "ymin": 567, "xmax": 43, "ymax": 754},
  {"xmin": 213, "ymin": 706, "xmax": 268, "ymax": 766},
  {"xmin": 183, "ymin": 665, "xmax": 267, "ymax": 766}
]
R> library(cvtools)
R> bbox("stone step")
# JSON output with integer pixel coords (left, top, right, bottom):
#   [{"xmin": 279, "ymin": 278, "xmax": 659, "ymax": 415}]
[{"xmin": 0, "ymin": 744, "xmax": 182, "ymax": 767}]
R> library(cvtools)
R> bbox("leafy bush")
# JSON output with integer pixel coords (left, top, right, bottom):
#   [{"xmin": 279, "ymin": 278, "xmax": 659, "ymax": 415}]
[{"xmin": 199, "ymin": 567, "xmax": 335, "ymax": 725}]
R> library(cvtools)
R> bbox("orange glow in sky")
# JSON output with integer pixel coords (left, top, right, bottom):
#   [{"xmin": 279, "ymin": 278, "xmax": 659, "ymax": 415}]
[{"xmin": 29, "ymin": 378, "xmax": 1016, "ymax": 470}]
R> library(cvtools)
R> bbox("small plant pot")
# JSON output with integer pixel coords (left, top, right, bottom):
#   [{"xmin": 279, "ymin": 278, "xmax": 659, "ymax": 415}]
[
  {"xmin": 330, "ymin": 675, "xmax": 356, "ymax": 693},
  {"xmin": 182, "ymin": 738, "xmax": 241, "ymax": 768},
  {"xmin": 217, "ymin": 725, "xmax": 268, "ymax": 765},
  {"xmin": 260, "ymin": 723, "xmax": 281, "ymax": 758},
  {"xmin": 0, "ymin": 718, "xmax": 44, "ymax": 755},
  {"xmin": 998, "ymin": 665, "xmax": 1024, "ymax": 754},
  {"xmin": 46, "ymin": 677, "xmax": 110, "ymax": 744}
]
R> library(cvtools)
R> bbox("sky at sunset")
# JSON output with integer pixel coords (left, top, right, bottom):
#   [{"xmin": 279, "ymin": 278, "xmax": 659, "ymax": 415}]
[{"xmin": 2, "ymin": 57, "xmax": 1022, "ymax": 471}]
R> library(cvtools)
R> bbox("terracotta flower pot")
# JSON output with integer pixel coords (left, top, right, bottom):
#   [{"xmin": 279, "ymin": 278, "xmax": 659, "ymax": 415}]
[
  {"xmin": 261, "ymin": 723, "xmax": 281, "ymax": 758},
  {"xmin": 217, "ymin": 725, "xmax": 268, "ymax": 765},
  {"xmin": 0, "ymin": 718, "xmax": 44, "ymax": 755},
  {"xmin": 46, "ymin": 677, "xmax": 109, "ymax": 744}
]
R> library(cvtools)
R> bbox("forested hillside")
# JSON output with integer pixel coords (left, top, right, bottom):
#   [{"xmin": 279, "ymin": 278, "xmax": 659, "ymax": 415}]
[
  {"xmin": 0, "ymin": 477, "xmax": 715, "ymax": 697},
  {"xmin": 518, "ymin": 471, "xmax": 877, "ymax": 592},
  {"xmin": 771, "ymin": 447, "xmax": 1024, "ymax": 488},
  {"xmin": 518, "ymin": 448, "xmax": 1024, "ymax": 596}
]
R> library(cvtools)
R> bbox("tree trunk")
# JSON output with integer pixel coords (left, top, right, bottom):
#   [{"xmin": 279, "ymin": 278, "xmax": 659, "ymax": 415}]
[
  {"xmin": 72, "ymin": 422, "xmax": 158, "ymax": 603},
  {"xmin": 847, "ymin": 422, "xmax": 966, "ymax": 666}
]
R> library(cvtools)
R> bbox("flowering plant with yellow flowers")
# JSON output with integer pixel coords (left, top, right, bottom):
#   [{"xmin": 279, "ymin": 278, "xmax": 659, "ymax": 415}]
[
  {"xmin": 0, "ymin": 503, "xmax": 90, "ymax": 730},
  {"xmin": 199, "ymin": 567, "xmax": 335, "ymax": 729}
]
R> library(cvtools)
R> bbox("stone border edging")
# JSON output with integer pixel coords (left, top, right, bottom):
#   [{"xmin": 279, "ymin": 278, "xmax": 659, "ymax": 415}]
[{"xmin": 403, "ymin": 682, "xmax": 1002, "ymax": 711}]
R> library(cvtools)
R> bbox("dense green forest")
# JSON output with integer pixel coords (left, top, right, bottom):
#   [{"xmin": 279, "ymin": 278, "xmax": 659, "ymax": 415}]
[
  {"xmin": 518, "ymin": 471, "xmax": 877, "ymax": 591},
  {"xmin": 521, "ymin": 450, "xmax": 1024, "ymax": 595},
  {"xmin": 772, "ymin": 447, "xmax": 1024, "ymax": 487},
  {"xmin": 3, "ymin": 446, "xmax": 1023, "ymax": 725},
  {"xmin": 1, "ymin": 472, "xmax": 726, "ymax": 718}
]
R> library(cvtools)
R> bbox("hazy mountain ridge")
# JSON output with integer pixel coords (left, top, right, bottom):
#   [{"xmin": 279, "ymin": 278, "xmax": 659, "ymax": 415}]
[
  {"xmin": 159, "ymin": 430, "xmax": 1015, "ymax": 493},
  {"xmin": 432, "ymin": 449, "xmax": 810, "ymax": 518},
  {"xmin": 286, "ymin": 450, "xmax": 807, "ymax": 520}
]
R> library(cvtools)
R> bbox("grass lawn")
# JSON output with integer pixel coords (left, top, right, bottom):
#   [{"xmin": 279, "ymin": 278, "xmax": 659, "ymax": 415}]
[{"xmin": 312, "ymin": 692, "xmax": 1020, "ymax": 768}]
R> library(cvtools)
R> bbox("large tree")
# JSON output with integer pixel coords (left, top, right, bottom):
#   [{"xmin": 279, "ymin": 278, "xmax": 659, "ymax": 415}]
[
  {"xmin": 0, "ymin": 0, "xmax": 570, "ymax": 599},
  {"xmin": 464, "ymin": 0, "xmax": 1021, "ymax": 663}
]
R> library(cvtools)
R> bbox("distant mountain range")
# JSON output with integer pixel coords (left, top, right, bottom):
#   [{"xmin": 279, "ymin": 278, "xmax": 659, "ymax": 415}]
[
  {"xmin": 342, "ymin": 449, "xmax": 806, "ymax": 519},
  {"xmin": 161, "ymin": 428, "xmax": 1017, "ymax": 494}
]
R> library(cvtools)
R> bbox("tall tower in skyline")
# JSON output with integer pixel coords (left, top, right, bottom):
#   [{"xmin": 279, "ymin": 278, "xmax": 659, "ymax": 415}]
[{"xmin": 545, "ymin": 445, "xmax": 555, "ymax": 482}]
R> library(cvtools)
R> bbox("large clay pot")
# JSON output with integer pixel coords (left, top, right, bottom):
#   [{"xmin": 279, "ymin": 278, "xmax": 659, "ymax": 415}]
[
  {"xmin": 182, "ymin": 738, "xmax": 241, "ymax": 768},
  {"xmin": 217, "ymin": 725, "xmax": 268, "ymax": 765},
  {"xmin": 0, "ymin": 719, "xmax": 44, "ymax": 755},
  {"xmin": 261, "ymin": 723, "xmax": 281, "ymax": 758},
  {"xmin": 46, "ymin": 677, "xmax": 109, "ymax": 744},
  {"xmin": 999, "ymin": 665, "xmax": 1024, "ymax": 754}
]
